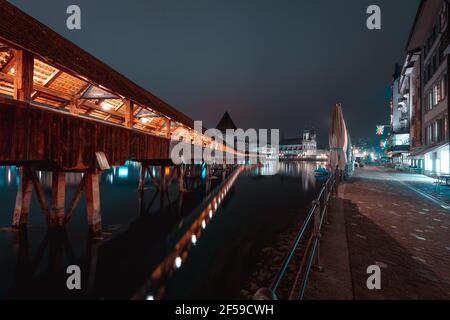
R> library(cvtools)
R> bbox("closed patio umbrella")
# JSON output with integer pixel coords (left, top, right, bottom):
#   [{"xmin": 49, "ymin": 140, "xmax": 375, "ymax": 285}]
[{"xmin": 329, "ymin": 103, "xmax": 348, "ymax": 171}]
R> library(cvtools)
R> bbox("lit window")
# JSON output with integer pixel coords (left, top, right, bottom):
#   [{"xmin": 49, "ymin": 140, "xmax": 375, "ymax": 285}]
[{"xmin": 433, "ymin": 85, "xmax": 439, "ymax": 105}]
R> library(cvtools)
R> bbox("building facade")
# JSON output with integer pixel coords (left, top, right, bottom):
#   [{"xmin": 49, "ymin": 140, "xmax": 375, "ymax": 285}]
[
  {"xmin": 404, "ymin": 0, "xmax": 449, "ymax": 174},
  {"xmin": 279, "ymin": 129, "xmax": 318, "ymax": 159},
  {"xmin": 388, "ymin": 64, "xmax": 411, "ymax": 164},
  {"xmin": 302, "ymin": 130, "xmax": 317, "ymax": 156},
  {"xmin": 279, "ymin": 138, "xmax": 302, "ymax": 158}
]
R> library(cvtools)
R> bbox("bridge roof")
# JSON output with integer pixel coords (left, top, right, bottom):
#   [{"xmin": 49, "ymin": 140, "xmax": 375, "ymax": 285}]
[{"xmin": 0, "ymin": 0, "xmax": 194, "ymax": 129}]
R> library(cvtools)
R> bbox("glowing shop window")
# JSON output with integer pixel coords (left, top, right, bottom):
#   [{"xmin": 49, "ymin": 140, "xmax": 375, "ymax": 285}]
[
  {"xmin": 441, "ymin": 148, "xmax": 450, "ymax": 174},
  {"xmin": 424, "ymin": 153, "xmax": 433, "ymax": 171}
]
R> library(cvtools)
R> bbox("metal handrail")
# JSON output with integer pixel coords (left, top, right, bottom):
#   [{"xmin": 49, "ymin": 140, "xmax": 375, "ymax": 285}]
[{"xmin": 254, "ymin": 168, "xmax": 339, "ymax": 300}]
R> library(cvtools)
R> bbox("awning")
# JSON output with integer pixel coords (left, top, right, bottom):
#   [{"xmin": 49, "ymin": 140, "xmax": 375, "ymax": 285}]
[
  {"xmin": 387, "ymin": 145, "xmax": 410, "ymax": 155},
  {"xmin": 410, "ymin": 142, "xmax": 449, "ymax": 157}
]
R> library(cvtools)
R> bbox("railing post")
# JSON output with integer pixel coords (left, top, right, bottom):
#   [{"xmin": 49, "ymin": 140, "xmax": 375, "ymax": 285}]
[
  {"xmin": 323, "ymin": 181, "xmax": 329, "ymax": 225},
  {"xmin": 334, "ymin": 166, "xmax": 339, "ymax": 197},
  {"xmin": 312, "ymin": 200, "xmax": 324, "ymax": 272}
]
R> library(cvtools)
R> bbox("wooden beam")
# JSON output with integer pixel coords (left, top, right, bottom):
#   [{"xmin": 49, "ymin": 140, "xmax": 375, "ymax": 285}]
[
  {"xmin": 12, "ymin": 167, "xmax": 33, "ymax": 227},
  {"xmin": 66, "ymin": 174, "xmax": 87, "ymax": 222},
  {"xmin": 166, "ymin": 119, "xmax": 171, "ymax": 138},
  {"xmin": 43, "ymin": 69, "xmax": 63, "ymax": 87},
  {"xmin": 0, "ymin": 72, "xmax": 12, "ymax": 83},
  {"xmin": 1, "ymin": 53, "xmax": 15, "ymax": 73},
  {"xmin": 33, "ymin": 84, "xmax": 73, "ymax": 101},
  {"xmin": 13, "ymin": 50, "xmax": 34, "ymax": 102},
  {"xmin": 138, "ymin": 163, "xmax": 147, "ymax": 192},
  {"xmin": 124, "ymin": 99, "xmax": 134, "ymax": 128},
  {"xmin": 69, "ymin": 98, "xmax": 82, "ymax": 115},
  {"xmin": 51, "ymin": 172, "xmax": 66, "ymax": 227},
  {"xmin": 31, "ymin": 69, "xmax": 63, "ymax": 100},
  {"xmin": 30, "ymin": 171, "xmax": 51, "ymax": 224},
  {"xmin": 85, "ymin": 172, "xmax": 102, "ymax": 234}
]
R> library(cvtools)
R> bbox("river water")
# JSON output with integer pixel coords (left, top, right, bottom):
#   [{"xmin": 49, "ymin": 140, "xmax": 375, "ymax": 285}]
[{"xmin": 0, "ymin": 161, "xmax": 325, "ymax": 299}]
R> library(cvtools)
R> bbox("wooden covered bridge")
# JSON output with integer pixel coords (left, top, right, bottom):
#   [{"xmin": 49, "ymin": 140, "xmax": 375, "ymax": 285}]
[{"xmin": 0, "ymin": 1, "xmax": 240, "ymax": 233}]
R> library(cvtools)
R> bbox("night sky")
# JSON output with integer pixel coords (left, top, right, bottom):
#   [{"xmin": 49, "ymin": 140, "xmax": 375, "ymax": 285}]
[{"xmin": 10, "ymin": 0, "xmax": 420, "ymax": 146}]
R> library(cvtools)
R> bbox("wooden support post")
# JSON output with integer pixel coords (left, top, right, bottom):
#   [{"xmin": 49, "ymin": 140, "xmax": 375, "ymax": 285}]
[
  {"xmin": 166, "ymin": 119, "xmax": 171, "ymax": 138},
  {"xmin": 206, "ymin": 164, "xmax": 211, "ymax": 180},
  {"xmin": 13, "ymin": 50, "xmax": 34, "ymax": 102},
  {"xmin": 178, "ymin": 165, "xmax": 186, "ymax": 192},
  {"xmin": 30, "ymin": 171, "xmax": 51, "ymax": 224},
  {"xmin": 51, "ymin": 172, "xmax": 66, "ymax": 227},
  {"xmin": 69, "ymin": 98, "xmax": 81, "ymax": 115},
  {"xmin": 12, "ymin": 167, "xmax": 33, "ymax": 227},
  {"xmin": 65, "ymin": 174, "xmax": 87, "ymax": 222},
  {"xmin": 124, "ymin": 100, "xmax": 134, "ymax": 128},
  {"xmin": 138, "ymin": 162, "xmax": 147, "ymax": 192},
  {"xmin": 160, "ymin": 165, "xmax": 167, "ymax": 192},
  {"xmin": 191, "ymin": 164, "xmax": 198, "ymax": 178},
  {"xmin": 85, "ymin": 172, "xmax": 102, "ymax": 234}
]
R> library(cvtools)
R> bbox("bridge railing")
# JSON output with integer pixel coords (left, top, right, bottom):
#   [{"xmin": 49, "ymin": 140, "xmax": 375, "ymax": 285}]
[{"xmin": 254, "ymin": 168, "xmax": 340, "ymax": 300}]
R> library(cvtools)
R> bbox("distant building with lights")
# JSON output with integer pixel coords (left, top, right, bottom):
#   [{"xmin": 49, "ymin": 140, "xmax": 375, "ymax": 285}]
[
  {"xmin": 302, "ymin": 130, "xmax": 317, "ymax": 156},
  {"xmin": 279, "ymin": 129, "xmax": 320, "ymax": 160}
]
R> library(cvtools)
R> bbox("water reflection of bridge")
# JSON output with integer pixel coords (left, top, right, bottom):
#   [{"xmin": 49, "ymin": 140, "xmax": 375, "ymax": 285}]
[{"xmin": 4, "ymin": 165, "xmax": 244, "ymax": 299}]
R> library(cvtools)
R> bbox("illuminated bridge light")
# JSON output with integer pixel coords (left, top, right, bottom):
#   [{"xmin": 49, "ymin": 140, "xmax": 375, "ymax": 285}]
[
  {"xmin": 209, "ymin": 210, "xmax": 213, "ymax": 218},
  {"xmin": 191, "ymin": 234, "xmax": 197, "ymax": 245},
  {"xmin": 201, "ymin": 220, "xmax": 206, "ymax": 229},
  {"xmin": 118, "ymin": 166, "xmax": 129, "ymax": 178},
  {"xmin": 175, "ymin": 256, "xmax": 182, "ymax": 269}
]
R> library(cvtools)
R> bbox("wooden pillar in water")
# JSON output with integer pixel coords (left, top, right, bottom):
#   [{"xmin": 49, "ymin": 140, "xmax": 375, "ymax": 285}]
[
  {"xmin": 160, "ymin": 165, "xmax": 168, "ymax": 192},
  {"xmin": 206, "ymin": 164, "xmax": 211, "ymax": 180},
  {"xmin": 51, "ymin": 172, "xmax": 66, "ymax": 227},
  {"xmin": 85, "ymin": 172, "xmax": 102, "ymax": 234},
  {"xmin": 178, "ymin": 165, "xmax": 186, "ymax": 192},
  {"xmin": 138, "ymin": 162, "xmax": 147, "ymax": 192},
  {"xmin": 12, "ymin": 167, "xmax": 33, "ymax": 227}
]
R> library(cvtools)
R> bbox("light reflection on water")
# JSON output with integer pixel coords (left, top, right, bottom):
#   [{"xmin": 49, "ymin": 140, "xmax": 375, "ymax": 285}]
[{"xmin": 0, "ymin": 161, "xmax": 324, "ymax": 299}]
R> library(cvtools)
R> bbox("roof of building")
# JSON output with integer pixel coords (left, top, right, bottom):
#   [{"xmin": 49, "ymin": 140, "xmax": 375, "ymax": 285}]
[
  {"xmin": 216, "ymin": 111, "xmax": 237, "ymax": 132},
  {"xmin": 280, "ymin": 138, "xmax": 302, "ymax": 146},
  {"xmin": 405, "ymin": 0, "xmax": 443, "ymax": 52},
  {"xmin": 0, "ymin": 0, "xmax": 193, "ymax": 128}
]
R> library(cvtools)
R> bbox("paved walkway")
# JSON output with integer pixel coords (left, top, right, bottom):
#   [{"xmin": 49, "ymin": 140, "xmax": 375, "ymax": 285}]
[{"xmin": 306, "ymin": 166, "xmax": 450, "ymax": 299}]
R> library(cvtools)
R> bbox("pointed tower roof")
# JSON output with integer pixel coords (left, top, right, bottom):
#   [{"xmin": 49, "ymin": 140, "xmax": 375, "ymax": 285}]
[{"xmin": 216, "ymin": 111, "xmax": 237, "ymax": 132}]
